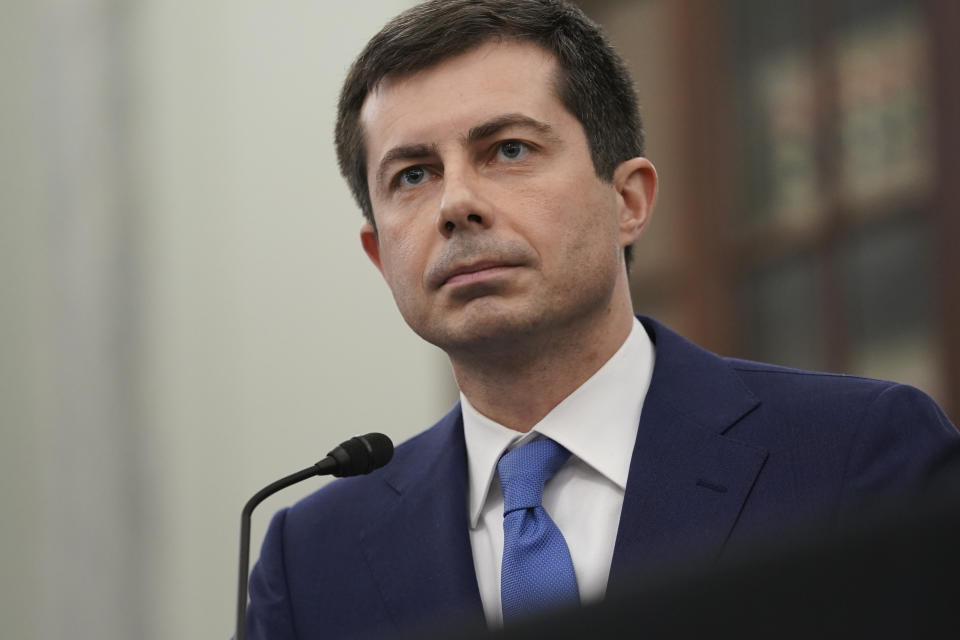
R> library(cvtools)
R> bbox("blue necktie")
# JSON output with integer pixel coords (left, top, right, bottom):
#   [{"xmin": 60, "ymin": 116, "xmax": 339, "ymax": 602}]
[{"xmin": 498, "ymin": 437, "xmax": 580, "ymax": 623}]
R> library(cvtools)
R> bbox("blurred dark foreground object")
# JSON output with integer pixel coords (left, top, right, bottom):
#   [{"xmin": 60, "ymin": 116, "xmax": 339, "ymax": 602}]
[{"xmin": 441, "ymin": 482, "xmax": 960, "ymax": 639}]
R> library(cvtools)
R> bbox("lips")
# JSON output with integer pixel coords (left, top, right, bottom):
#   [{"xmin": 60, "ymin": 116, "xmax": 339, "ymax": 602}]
[
  {"xmin": 441, "ymin": 261, "xmax": 517, "ymax": 287},
  {"xmin": 426, "ymin": 257, "xmax": 521, "ymax": 289}
]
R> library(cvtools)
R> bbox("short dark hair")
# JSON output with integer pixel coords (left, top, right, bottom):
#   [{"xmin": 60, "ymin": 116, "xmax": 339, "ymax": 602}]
[{"xmin": 335, "ymin": 0, "xmax": 644, "ymax": 267}]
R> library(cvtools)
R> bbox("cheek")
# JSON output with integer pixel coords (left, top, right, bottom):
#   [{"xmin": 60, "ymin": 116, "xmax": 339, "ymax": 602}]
[
  {"xmin": 377, "ymin": 224, "xmax": 426, "ymax": 290},
  {"xmin": 523, "ymin": 180, "xmax": 619, "ymax": 260}
]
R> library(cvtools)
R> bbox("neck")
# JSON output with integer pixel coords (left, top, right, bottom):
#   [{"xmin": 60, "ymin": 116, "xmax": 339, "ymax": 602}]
[{"xmin": 450, "ymin": 288, "xmax": 636, "ymax": 432}]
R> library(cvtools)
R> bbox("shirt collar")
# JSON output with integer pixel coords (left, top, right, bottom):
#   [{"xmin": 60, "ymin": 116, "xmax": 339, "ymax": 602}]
[{"xmin": 462, "ymin": 318, "xmax": 656, "ymax": 528}]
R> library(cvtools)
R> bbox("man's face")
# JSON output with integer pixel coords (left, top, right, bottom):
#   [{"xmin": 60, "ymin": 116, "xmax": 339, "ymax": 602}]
[{"xmin": 359, "ymin": 40, "xmax": 646, "ymax": 355}]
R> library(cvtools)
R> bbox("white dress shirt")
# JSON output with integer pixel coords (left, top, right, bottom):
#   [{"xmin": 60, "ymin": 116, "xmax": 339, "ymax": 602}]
[{"xmin": 462, "ymin": 318, "xmax": 655, "ymax": 628}]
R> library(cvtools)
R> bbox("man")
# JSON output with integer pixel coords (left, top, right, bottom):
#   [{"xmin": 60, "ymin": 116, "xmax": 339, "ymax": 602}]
[{"xmin": 246, "ymin": 1, "xmax": 960, "ymax": 638}]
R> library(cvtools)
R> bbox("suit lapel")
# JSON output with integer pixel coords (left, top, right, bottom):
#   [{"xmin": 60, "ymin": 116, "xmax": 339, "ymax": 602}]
[
  {"xmin": 609, "ymin": 318, "xmax": 769, "ymax": 592},
  {"xmin": 358, "ymin": 407, "xmax": 486, "ymax": 634}
]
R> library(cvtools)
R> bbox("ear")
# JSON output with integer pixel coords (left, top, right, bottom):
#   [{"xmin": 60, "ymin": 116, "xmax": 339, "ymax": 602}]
[
  {"xmin": 360, "ymin": 221, "xmax": 384, "ymax": 274},
  {"xmin": 612, "ymin": 157, "xmax": 657, "ymax": 248}
]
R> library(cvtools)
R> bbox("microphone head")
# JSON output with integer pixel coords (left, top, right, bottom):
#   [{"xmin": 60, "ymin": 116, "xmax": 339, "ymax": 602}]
[{"xmin": 326, "ymin": 433, "xmax": 394, "ymax": 477}]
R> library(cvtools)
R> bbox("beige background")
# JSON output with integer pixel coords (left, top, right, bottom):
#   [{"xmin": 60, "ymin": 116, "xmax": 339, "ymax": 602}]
[{"xmin": 0, "ymin": 2, "xmax": 455, "ymax": 638}]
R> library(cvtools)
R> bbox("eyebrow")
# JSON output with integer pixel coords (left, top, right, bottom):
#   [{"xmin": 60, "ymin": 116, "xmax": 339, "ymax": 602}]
[
  {"xmin": 464, "ymin": 113, "xmax": 557, "ymax": 144},
  {"xmin": 373, "ymin": 113, "xmax": 558, "ymax": 192},
  {"xmin": 375, "ymin": 143, "xmax": 439, "ymax": 193}
]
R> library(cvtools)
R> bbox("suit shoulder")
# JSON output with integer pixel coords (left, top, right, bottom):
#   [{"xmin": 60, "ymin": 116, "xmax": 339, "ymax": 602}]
[
  {"xmin": 726, "ymin": 356, "xmax": 892, "ymax": 385},
  {"xmin": 724, "ymin": 357, "xmax": 901, "ymax": 399},
  {"xmin": 723, "ymin": 356, "xmax": 956, "ymax": 441},
  {"xmin": 722, "ymin": 357, "xmax": 957, "ymax": 432}
]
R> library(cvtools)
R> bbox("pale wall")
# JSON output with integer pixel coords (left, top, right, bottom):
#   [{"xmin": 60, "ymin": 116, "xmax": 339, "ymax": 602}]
[{"xmin": 0, "ymin": 2, "xmax": 453, "ymax": 639}]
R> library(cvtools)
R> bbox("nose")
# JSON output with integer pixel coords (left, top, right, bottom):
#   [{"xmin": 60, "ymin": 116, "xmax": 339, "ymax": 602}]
[{"xmin": 437, "ymin": 167, "xmax": 491, "ymax": 237}]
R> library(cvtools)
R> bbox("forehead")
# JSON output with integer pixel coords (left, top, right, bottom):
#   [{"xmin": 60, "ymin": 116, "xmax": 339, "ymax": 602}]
[{"xmin": 359, "ymin": 40, "xmax": 566, "ymax": 167}]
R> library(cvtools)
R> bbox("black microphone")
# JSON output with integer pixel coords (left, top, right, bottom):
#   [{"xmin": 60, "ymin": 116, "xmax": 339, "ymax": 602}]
[{"xmin": 235, "ymin": 433, "xmax": 394, "ymax": 640}]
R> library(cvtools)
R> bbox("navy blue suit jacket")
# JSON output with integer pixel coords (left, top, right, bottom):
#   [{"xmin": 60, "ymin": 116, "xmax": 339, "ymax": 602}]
[{"xmin": 246, "ymin": 317, "xmax": 960, "ymax": 639}]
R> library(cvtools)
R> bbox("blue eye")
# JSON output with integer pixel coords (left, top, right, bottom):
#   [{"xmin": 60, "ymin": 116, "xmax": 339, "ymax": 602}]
[
  {"xmin": 399, "ymin": 166, "xmax": 427, "ymax": 186},
  {"xmin": 498, "ymin": 140, "xmax": 528, "ymax": 160}
]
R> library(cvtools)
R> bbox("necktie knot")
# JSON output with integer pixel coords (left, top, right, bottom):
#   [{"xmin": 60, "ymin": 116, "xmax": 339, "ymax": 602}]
[{"xmin": 497, "ymin": 438, "xmax": 571, "ymax": 514}]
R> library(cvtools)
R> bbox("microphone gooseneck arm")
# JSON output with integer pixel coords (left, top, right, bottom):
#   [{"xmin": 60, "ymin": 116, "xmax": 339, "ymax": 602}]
[
  {"xmin": 236, "ymin": 461, "xmax": 333, "ymax": 640},
  {"xmin": 235, "ymin": 434, "xmax": 393, "ymax": 640}
]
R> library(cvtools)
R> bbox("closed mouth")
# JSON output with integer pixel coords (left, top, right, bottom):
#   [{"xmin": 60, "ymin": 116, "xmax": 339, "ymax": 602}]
[{"xmin": 440, "ymin": 261, "xmax": 518, "ymax": 287}]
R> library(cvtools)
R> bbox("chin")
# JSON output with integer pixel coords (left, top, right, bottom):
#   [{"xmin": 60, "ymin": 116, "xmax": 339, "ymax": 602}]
[{"xmin": 414, "ymin": 305, "xmax": 549, "ymax": 354}]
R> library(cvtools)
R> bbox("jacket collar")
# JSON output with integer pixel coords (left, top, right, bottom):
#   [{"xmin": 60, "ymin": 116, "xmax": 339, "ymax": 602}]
[{"xmin": 609, "ymin": 317, "xmax": 768, "ymax": 592}]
